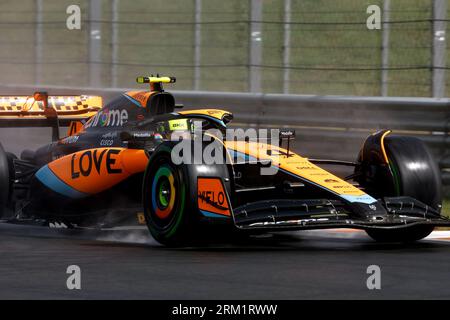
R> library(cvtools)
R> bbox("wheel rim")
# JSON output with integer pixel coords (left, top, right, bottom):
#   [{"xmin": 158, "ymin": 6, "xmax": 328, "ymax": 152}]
[
  {"xmin": 157, "ymin": 178, "xmax": 170, "ymax": 208},
  {"xmin": 151, "ymin": 165, "xmax": 177, "ymax": 220}
]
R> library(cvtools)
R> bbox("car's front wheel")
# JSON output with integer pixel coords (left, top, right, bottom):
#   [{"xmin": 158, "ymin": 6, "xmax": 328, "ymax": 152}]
[
  {"xmin": 356, "ymin": 133, "xmax": 441, "ymax": 242},
  {"xmin": 366, "ymin": 225, "xmax": 435, "ymax": 243},
  {"xmin": 142, "ymin": 144, "xmax": 198, "ymax": 246}
]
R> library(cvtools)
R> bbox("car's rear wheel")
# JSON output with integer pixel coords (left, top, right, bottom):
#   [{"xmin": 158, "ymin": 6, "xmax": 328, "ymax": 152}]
[
  {"xmin": 0, "ymin": 143, "xmax": 10, "ymax": 218},
  {"xmin": 358, "ymin": 134, "xmax": 440, "ymax": 242}
]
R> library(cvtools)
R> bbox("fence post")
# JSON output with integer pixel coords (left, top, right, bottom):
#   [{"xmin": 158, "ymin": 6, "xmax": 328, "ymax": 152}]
[
  {"xmin": 111, "ymin": 0, "xmax": 119, "ymax": 88},
  {"xmin": 283, "ymin": 0, "xmax": 291, "ymax": 94},
  {"xmin": 89, "ymin": 0, "xmax": 102, "ymax": 87},
  {"xmin": 432, "ymin": 0, "xmax": 447, "ymax": 98},
  {"xmin": 34, "ymin": 0, "xmax": 43, "ymax": 85},
  {"xmin": 249, "ymin": 0, "xmax": 262, "ymax": 92},
  {"xmin": 194, "ymin": 0, "xmax": 202, "ymax": 91},
  {"xmin": 381, "ymin": 0, "xmax": 390, "ymax": 96}
]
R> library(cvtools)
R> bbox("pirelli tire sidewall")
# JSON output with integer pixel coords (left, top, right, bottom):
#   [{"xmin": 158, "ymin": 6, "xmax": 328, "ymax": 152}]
[
  {"xmin": 366, "ymin": 135, "xmax": 441, "ymax": 242},
  {"xmin": 0, "ymin": 143, "xmax": 10, "ymax": 218},
  {"xmin": 358, "ymin": 133, "xmax": 442, "ymax": 211},
  {"xmin": 384, "ymin": 135, "xmax": 442, "ymax": 211},
  {"xmin": 142, "ymin": 141, "xmax": 233, "ymax": 246}
]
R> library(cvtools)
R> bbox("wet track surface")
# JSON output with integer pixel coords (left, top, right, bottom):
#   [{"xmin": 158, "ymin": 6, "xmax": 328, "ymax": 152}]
[{"xmin": 1, "ymin": 223, "xmax": 450, "ymax": 299}]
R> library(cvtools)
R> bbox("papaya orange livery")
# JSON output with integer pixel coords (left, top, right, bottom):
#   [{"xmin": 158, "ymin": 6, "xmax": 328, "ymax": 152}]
[
  {"xmin": 197, "ymin": 178, "xmax": 231, "ymax": 218},
  {"xmin": 67, "ymin": 121, "xmax": 84, "ymax": 136},
  {"xmin": 46, "ymin": 148, "xmax": 148, "ymax": 196},
  {"xmin": 125, "ymin": 91, "xmax": 154, "ymax": 108}
]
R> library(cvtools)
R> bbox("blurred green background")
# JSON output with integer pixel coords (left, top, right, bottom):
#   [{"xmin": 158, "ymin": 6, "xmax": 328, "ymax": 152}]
[{"xmin": 0, "ymin": 0, "xmax": 445, "ymax": 96}]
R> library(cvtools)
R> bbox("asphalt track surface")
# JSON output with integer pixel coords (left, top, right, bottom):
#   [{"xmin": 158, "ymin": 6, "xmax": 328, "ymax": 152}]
[{"xmin": 0, "ymin": 222, "xmax": 450, "ymax": 300}]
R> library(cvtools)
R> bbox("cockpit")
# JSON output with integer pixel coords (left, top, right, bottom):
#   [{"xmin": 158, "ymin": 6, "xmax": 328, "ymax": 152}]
[{"xmin": 84, "ymin": 77, "xmax": 178, "ymax": 130}]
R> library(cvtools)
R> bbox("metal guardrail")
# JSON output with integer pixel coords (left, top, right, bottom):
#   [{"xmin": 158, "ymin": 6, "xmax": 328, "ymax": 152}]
[{"xmin": 1, "ymin": 84, "xmax": 449, "ymax": 184}]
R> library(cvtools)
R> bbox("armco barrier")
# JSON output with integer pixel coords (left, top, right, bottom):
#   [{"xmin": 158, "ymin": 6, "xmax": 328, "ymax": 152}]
[{"xmin": 0, "ymin": 84, "xmax": 449, "ymax": 184}]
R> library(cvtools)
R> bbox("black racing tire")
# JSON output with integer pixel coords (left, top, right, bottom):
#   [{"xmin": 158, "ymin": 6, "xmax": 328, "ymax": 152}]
[
  {"xmin": 142, "ymin": 144, "xmax": 199, "ymax": 246},
  {"xmin": 0, "ymin": 143, "xmax": 10, "ymax": 218},
  {"xmin": 365, "ymin": 136, "xmax": 440, "ymax": 242},
  {"xmin": 384, "ymin": 136, "xmax": 441, "ymax": 211}
]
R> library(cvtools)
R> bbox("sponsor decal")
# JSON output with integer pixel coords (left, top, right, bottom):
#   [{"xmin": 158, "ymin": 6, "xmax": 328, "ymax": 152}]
[
  {"xmin": 136, "ymin": 212, "xmax": 146, "ymax": 225},
  {"xmin": 85, "ymin": 108, "xmax": 128, "ymax": 128},
  {"xmin": 279, "ymin": 129, "xmax": 295, "ymax": 137},
  {"xmin": 45, "ymin": 148, "xmax": 148, "ymax": 196},
  {"xmin": 60, "ymin": 135, "xmax": 79, "ymax": 145},
  {"xmin": 197, "ymin": 178, "xmax": 230, "ymax": 217},
  {"xmin": 296, "ymin": 166, "xmax": 318, "ymax": 170},
  {"xmin": 324, "ymin": 178, "xmax": 339, "ymax": 183},
  {"xmin": 168, "ymin": 119, "xmax": 188, "ymax": 131},
  {"xmin": 101, "ymin": 132, "xmax": 118, "ymax": 139},
  {"xmin": 332, "ymin": 185, "xmax": 354, "ymax": 189},
  {"xmin": 71, "ymin": 149, "xmax": 122, "ymax": 179},
  {"xmin": 132, "ymin": 132, "xmax": 153, "ymax": 139},
  {"xmin": 100, "ymin": 139, "xmax": 114, "ymax": 146},
  {"xmin": 100, "ymin": 132, "xmax": 118, "ymax": 146}
]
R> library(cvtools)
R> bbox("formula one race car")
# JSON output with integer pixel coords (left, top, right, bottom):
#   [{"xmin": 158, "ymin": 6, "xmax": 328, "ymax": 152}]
[{"xmin": 0, "ymin": 76, "xmax": 449, "ymax": 246}]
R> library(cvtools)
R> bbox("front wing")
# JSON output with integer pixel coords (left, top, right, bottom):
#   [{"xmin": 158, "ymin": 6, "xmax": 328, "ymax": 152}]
[{"xmin": 231, "ymin": 196, "xmax": 450, "ymax": 231}]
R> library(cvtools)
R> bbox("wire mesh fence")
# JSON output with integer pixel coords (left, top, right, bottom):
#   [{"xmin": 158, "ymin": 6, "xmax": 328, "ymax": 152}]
[{"xmin": 0, "ymin": 0, "xmax": 448, "ymax": 97}]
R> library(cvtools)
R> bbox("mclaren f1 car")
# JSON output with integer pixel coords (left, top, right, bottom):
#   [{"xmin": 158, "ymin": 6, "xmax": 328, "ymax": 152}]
[{"xmin": 0, "ymin": 76, "xmax": 448, "ymax": 246}]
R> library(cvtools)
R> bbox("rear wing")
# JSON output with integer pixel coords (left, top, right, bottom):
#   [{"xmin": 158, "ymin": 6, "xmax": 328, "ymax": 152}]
[{"xmin": 0, "ymin": 92, "xmax": 102, "ymax": 128}]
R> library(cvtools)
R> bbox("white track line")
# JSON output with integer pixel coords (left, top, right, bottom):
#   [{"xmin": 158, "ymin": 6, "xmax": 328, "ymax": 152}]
[
  {"xmin": 302, "ymin": 229, "xmax": 450, "ymax": 242},
  {"xmin": 426, "ymin": 230, "xmax": 450, "ymax": 241}
]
